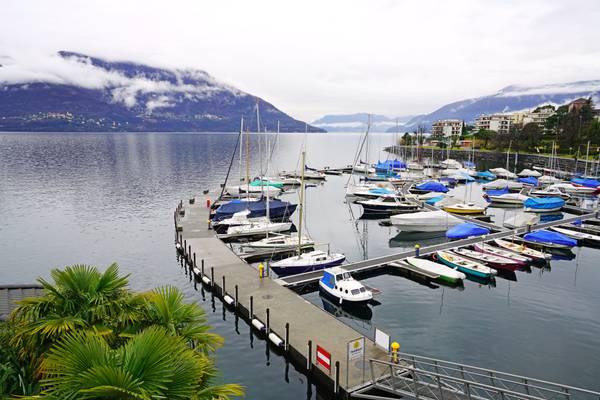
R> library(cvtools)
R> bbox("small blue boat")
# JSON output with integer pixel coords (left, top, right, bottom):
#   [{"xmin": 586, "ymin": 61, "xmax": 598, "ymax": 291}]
[
  {"xmin": 446, "ymin": 223, "xmax": 490, "ymax": 239},
  {"xmin": 213, "ymin": 198, "xmax": 297, "ymax": 221},
  {"xmin": 523, "ymin": 197, "xmax": 565, "ymax": 213},
  {"xmin": 483, "ymin": 187, "xmax": 509, "ymax": 202},
  {"xmin": 518, "ymin": 176, "xmax": 538, "ymax": 186},
  {"xmin": 413, "ymin": 181, "xmax": 449, "ymax": 193},
  {"xmin": 476, "ymin": 171, "xmax": 496, "ymax": 180},
  {"xmin": 375, "ymin": 159, "xmax": 406, "ymax": 172},
  {"xmin": 522, "ymin": 230, "xmax": 577, "ymax": 248},
  {"xmin": 571, "ymin": 177, "xmax": 600, "ymax": 188}
]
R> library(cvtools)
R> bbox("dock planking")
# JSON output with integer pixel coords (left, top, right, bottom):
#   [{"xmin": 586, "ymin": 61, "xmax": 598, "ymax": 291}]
[{"xmin": 175, "ymin": 199, "xmax": 388, "ymax": 395}]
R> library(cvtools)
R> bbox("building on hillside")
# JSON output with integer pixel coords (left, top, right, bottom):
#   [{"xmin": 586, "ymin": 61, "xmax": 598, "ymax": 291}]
[
  {"xmin": 568, "ymin": 98, "xmax": 588, "ymax": 113},
  {"xmin": 475, "ymin": 114, "xmax": 512, "ymax": 134},
  {"xmin": 512, "ymin": 107, "xmax": 555, "ymax": 131},
  {"xmin": 431, "ymin": 119, "xmax": 463, "ymax": 138}
]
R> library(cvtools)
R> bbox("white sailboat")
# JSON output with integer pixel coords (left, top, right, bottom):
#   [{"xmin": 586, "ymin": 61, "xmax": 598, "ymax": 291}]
[{"xmin": 390, "ymin": 209, "xmax": 462, "ymax": 232}]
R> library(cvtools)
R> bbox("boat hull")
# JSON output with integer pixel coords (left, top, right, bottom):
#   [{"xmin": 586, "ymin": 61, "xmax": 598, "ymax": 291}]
[
  {"xmin": 436, "ymin": 254, "xmax": 493, "ymax": 279},
  {"xmin": 270, "ymin": 256, "xmax": 346, "ymax": 276},
  {"xmin": 318, "ymin": 285, "xmax": 372, "ymax": 305}
]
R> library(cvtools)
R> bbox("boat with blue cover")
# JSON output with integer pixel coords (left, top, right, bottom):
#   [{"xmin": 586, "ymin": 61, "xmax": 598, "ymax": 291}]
[
  {"xmin": 522, "ymin": 230, "xmax": 577, "ymax": 249},
  {"xmin": 571, "ymin": 177, "xmax": 600, "ymax": 188},
  {"xmin": 212, "ymin": 197, "xmax": 297, "ymax": 221},
  {"xmin": 410, "ymin": 181, "xmax": 449, "ymax": 194},
  {"xmin": 523, "ymin": 197, "xmax": 565, "ymax": 213},
  {"xmin": 518, "ymin": 176, "xmax": 538, "ymax": 186},
  {"xmin": 476, "ymin": 171, "xmax": 496, "ymax": 180},
  {"xmin": 446, "ymin": 223, "xmax": 490, "ymax": 239}
]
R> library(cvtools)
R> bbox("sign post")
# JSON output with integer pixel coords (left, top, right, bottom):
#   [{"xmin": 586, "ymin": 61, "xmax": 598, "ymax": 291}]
[{"xmin": 346, "ymin": 337, "xmax": 365, "ymax": 388}]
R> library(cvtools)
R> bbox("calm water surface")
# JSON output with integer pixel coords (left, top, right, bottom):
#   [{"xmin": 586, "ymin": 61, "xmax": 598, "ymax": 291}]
[{"xmin": 1, "ymin": 132, "xmax": 599, "ymax": 398}]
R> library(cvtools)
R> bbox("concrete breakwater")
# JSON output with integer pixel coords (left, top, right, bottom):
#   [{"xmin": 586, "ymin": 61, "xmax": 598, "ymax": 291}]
[{"xmin": 385, "ymin": 145, "xmax": 598, "ymax": 174}]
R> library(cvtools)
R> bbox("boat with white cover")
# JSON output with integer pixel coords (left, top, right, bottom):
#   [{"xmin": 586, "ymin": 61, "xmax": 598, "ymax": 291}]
[
  {"xmin": 356, "ymin": 196, "xmax": 420, "ymax": 214},
  {"xmin": 225, "ymin": 220, "xmax": 292, "ymax": 237},
  {"xmin": 440, "ymin": 159, "xmax": 462, "ymax": 169},
  {"xmin": 503, "ymin": 213, "xmax": 539, "ymax": 229},
  {"xmin": 547, "ymin": 183, "xmax": 597, "ymax": 195},
  {"xmin": 530, "ymin": 186, "xmax": 571, "ymax": 200},
  {"xmin": 212, "ymin": 210, "xmax": 269, "ymax": 233},
  {"xmin": 490, "ymin": 168, "xmax": 518, "ymax": 179},
  {"xmin": 549, "ymin": 226, "xmax": 600, "ymax": 246},
  {"xmin": 405, "ymin": 257, "xmax": 466, "ymax": 283},
  {"xmin": 487, "ymin": 193, "xmax": 529, "ymax": 205},
  {"xmin": 319, "ymin": 267, "xmax": 373, "ymax": 304},
  {"xmin": 518, "ymin": 169, "xmax": 542, "ymax": 177},
  {"xmin": 483, "ymin": 179, "xmax": 524, "ymax": 191},
  {"xmin": 271, "ymin": 250, "xmax": 346, "ymax": 275},
  {"xmin": 391, "ymin": 210, "xmax": 462, "ymax": 232}
]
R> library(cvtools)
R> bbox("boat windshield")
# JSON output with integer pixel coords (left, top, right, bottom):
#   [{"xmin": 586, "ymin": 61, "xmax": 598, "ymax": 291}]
[{"xmin": 351, "ymin": 289, "xmax": 360, "ymax": 295}]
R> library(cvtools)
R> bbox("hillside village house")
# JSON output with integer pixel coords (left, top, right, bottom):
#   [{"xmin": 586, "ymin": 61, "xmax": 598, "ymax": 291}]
[
  {"xmin": 475, "ymin": 114, "xmax": 512, "ymax": 134},
  {"xmin": 431, "ymin": 119, "xmax": 463, "ymax": 137}
]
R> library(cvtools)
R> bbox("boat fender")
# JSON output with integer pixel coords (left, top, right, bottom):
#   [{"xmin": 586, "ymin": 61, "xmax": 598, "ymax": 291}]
[
  {"xmin": 192, "ymin": 267, "xmax": 201, "ymax": 276},
  {"xmin": 251, "ymin": 318, "xmax": 266, "ymax": 332},
  {"xmin": 338, "ymin": 298, "xmax": 343, "ymax": 305},
  {"xmin": 201, "ymin": 275, "xmax": 211, "ymax": 285},
  {"xmin": 175, "ymin": 243, "xmax": 182, "ymax": 250},
  {"xmin": 223, "ymin": 294, "xmax": 234, "ymax": 305},
  {"xmin": 268, "ymin": 332, "xmax": 284, "ymax": 347}
]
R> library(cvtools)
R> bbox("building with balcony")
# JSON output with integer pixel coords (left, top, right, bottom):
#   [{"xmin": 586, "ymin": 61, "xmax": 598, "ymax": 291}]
[
  {"xmin": 475, "ymin": 114, "xmax": 512, "ymax": 134},
  {"xmin": 431, "ymin": 119, "xmax": 463, "ymax": 138}
]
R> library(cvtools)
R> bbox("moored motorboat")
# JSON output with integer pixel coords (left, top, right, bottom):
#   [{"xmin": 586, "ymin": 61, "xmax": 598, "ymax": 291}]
[
  {"xmin": 503, "ymin": 213, "xmax": 539, "ymax": 229},
  {"xmin": 390, "ymin": 210, "xmax": 462, "ymax": 232},
  {"xmin": 453, "ymin": 247, "xmax": 521, "ymax": 271},
  {"xmin": 212, "ymin": 210, "xmax": 269, "ymax": 233},
  {"xmin": 446, "ymin": 223, "xmax": 490, "ymax": 239},
  {"xmin": 483, "ymin": 179, "xmax": 523, "ymax": 191},
  {"xmin": 549, "ymin": 226, "xmax": 600, "ymax": 246},
  {"xmin": 490, "ymin": 167, "xmax": 517, "ymax": 179},
  {"xmin": 521, "ymin": 230, "xmax": 577, "ymax": 249},
  {"xmin": 405, "ymin": 257, "xmax": 466, "ymax": 283},
  {"xmin": 547, "ymin": 183, "xmax": 597, "ymax": 195},
  {"xmin": 523, "ymin": 197, "xmax": 565, "ymax": 213},
  {"xmin": 243, "ymin": 232, "xmax": 314, "ymax": 250},
  {"xmin": 494, "ymin": 239, "xmax": 551, "ymax": 260},
  {"xmin": 443, "ymin": 202, "xmax": 487, "ymax": 215},
  {"xmin": 319, "ymin": 267, "xmax": 373, "ymax": 304},
  {"xmin": 409, "ymin": 180, "xmax": 449, "ymax": 194},
  {"xmin": 212, "ymin": 197, "xmax": 297, "ymax": 221},
  {"xmin": 487, "ymin": 193, "xmax": 529, "ymax": 206},
  {"xmin": 224, "ymin": 219, "xmax": 292, "ymax": 238},
  {"xmin": 472, "ymin": 242, "xmax": 531, "ymax": 265},
  {"xmin": 529, "ymin": 186, "xmax": 571, "ymax": 200},
  {"xmin": 436, "ymin": 250, "xmax": 497, "ymax": 279},
  {"xmin": 356, "ymin": 196, "xmax": 420, "ymax": 214}
]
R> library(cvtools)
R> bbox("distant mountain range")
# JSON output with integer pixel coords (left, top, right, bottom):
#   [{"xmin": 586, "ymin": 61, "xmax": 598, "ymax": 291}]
[
  {"xmin": 311, "ymin": 113, "xmax": 414, "ymax": 132},
  {"xmin": 0, "ymin": 51, "xmax": 323, "ymax": 132},
  {"xmin": 392, "ymin": 80, "xmax": 600, "ymax": 131}
]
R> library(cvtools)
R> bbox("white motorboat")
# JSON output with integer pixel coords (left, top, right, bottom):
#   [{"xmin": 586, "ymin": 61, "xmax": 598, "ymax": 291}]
[
  {"xmin": 231, "ymin": 184, "xmax": 282, "ymax": 197},
  {"xmin": 550, "ymin": 226, "xmax": 600, "ymax": 245},
  {"xmin": 319, "ymin": 267, "xmax": 373, "ymax": 304},
  {"xmin": 547, "ymin": 183, "xmax": 597, "ymax": 195},
  {"xmin": 538, "ymin": 175, "xmax": 562, "ymax": 184},
  {"xmin": 271, "ymin": 250, "xmax": 346, "ymax": 275},
  {"xmin": 243, "ymin": 233, "xmax": 314, "ymax": 250},
  {"xmin": 529, "ymin": 186, "xmax": 571, "ymax": 200},
  {"xmin": 356, "ymin": 196, "xmax": 420, "ymax": 214},
  {"xmin": 391, "ymin": 210, "xmax": 462, "ymax": 232},
  {"xmin": 262, "ymin": 176, "xmax": 301, "ymax": 186},
  {"xmin": 280, "ymin": 170, "xmax": 326, "ymax": 180},
  {"xmin": 347, "ymin": 183, "xmax": 398, "ymax": 199},
  {"xmin": 440, "ymin": 159, "xmax": 462, "ymax": 169},
  {"xmin": 490, "ymin": 168, "xmax": 517, "ymax": 179},
  {"xmin": 405, "ymin": 257, "xmax": 466, "ymax": 283},
  {"xmin": 503, "ymin": 213, "xmax": 539, "ymax": 229},
  {"xmin": 483, "ymin": 179, "xmax": 523, "ymax": 191},
  {"xmin": 407, "ymin": 162, "xmax": 425, "ymax": 170},
  {"xmin": 443, "ymin": 202, "xmax": 488, "ymax": 215},
  {"xmin": 353, "ymin": 164, "xmax": 376, "ymax": 174},
  {"xmin": 518, "ymin": 169, "xmax": 542, "ymax": 177},
  {"xmin": 487, "ymin": 193, "xmax": 529, "ymax": 206}
]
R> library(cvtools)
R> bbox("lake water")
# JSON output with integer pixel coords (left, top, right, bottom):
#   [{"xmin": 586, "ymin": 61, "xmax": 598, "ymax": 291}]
[{"xmin": 1, "ymin": 132, "xmax": 599, "ymax": 399}]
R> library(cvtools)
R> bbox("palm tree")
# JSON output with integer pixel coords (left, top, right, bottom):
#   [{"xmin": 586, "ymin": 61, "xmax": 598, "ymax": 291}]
[
  {"xmin": 140, "ymin": 286, "xmax": 224, "ymax": 353},
  {"xmin": 39, "ymin": 326, "xmax": 243, "ymax": 400}
]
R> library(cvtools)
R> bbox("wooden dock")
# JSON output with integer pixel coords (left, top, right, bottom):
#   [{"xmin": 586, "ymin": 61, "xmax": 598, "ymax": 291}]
[{"xmin": 175, "ymin": 200, "xmax": 388, "ymax": 396}]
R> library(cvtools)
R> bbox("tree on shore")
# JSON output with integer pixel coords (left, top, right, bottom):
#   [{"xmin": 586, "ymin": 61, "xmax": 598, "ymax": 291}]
[{"xmin": 2, "ymin": 264, "xmax": 243, "ymax": 399}]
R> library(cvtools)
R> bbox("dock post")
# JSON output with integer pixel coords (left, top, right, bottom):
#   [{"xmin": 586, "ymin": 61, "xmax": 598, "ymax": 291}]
[
  {"xmin": 201, "ymin": 259, "xmax": 205, "ymax": 277},
  {"xmin": 307, "ymin": 340, "xmax": 312, "ymax": 371},
  {"xmin": 188, "ymin": 245, "xmax": 192, "ymax": 264},
  {"xmin": 222, "ymin": 276, "xmax": 226, "ymax": 296},
  {"xmin": 334, "ymin": 361, "xmax": 340, "ymax": 394},
  {"xmin": 193, "ymin": 253, "xmax": 196, "ymax": 270},
  {"xmin": 285, "ymin": 323, "xmax": 289, "ymax": 351},
  {"xmin": 211, "ymin": 267, "xmax": 214, "ymax": 288},
  {"xmin": 266, "ymin": 308, "xmax": 270, "ymax": 333},
  {"xmin": 235, "ymin": 285, "xmax": 238, "ymax": 308},
  {"xmin": 184, "ymin": 240, "xmax": 187, "ymax": 257},
  {"xmin": 250, "ymin": 296, "xmax": 254, "ymax": 318}
]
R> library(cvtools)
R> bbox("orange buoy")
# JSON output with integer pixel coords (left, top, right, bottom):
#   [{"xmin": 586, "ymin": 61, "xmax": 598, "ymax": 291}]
[{"xmin": 206, "ymin": 198, "xmax": 211, "ymax": 208}]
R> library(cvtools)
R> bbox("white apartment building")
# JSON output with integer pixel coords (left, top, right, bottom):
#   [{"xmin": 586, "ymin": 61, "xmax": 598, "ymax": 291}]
[
  {"xmin": 431, "ymin": 119, "xmax": 463, "ymax": 138},
  {"xmin": 475, "ymin": 114, "xmax": 512, "ymax": 134}
]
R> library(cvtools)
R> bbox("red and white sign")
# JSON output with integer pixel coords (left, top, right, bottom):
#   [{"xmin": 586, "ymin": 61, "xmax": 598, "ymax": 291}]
[{"xmin": 316, "ymin": 345, "xmax": 331, "ymax": 371}]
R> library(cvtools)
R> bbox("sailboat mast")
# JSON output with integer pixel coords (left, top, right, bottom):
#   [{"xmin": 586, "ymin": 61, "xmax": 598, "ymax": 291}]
[
  {"xmin": 297, "ymin": 150, "xmax": 306, "ymax": 257},
  {"xmin": 245, "ymin": 128, "xmax": 250, "ymax": 198},
  {"xmin": 239, "ymin": 117, "xmax": 244, "ymax": 187},
  {"xmin": 585, "ymin": 141, "xmax": 590, "ymax": 176},
  {"xmin": 506, "ymin": 141, "xmax": 511, "ymax": 170}
]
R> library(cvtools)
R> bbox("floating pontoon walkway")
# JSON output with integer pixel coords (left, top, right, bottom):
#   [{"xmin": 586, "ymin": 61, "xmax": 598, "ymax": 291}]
[
  {"xmin": 278, "ymin": 212, "xmax": 598, "ymax": 288},
  {"xmin": 175, "ymin": 200, "xmax": 388, "ymax": 396}
]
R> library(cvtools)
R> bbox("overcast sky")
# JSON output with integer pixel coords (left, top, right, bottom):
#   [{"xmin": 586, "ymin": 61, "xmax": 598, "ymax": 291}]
[{"xmin": 1, "ymin": 0, "xmax": 599, "ymax": 121}]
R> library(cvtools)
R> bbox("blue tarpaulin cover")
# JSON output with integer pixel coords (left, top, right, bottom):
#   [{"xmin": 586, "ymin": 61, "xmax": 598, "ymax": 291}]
[
  {"xmin": 524, "ymin": 197, "xmax": 565, "ymax": 210},
  {"xmin": 446, "ymin": 223, "xmax": 490, "ymax": 239},
  {"xmin": 425, "ymin": 195, "xmax": 444, "ymax": 205},
  {"xmin": 369, "ymin": 188, "xmax": 394, "ymax": 195},
  {"xmin": 375, "ymin": 159, "xmax": 406, "ymax": 171},
  {"xmin": 523, "ymin": 230, "xmax": 577, "ymax": 247},
  {"xmin": 518, "ymin": 176, "xmax": 538, "ymax": 186},
  {"xmin": 415, "ymin": 181, "xmax": 449, "ymax": 193},
  {"xmin": 213, "ymin": 198, "xmax": 297, "ymax": 221},
  {"xmin": 485, "ymin": 188, "xmax": 510, "ymax": 197},
  {"xmin": 571, "ymin": 177, "xmax": 600, "ymax": 188},
  {"xmin": 539, "ymin": 213, "xmax": 564, "ymax": 223},
  {"xmin": 476, "ymin": 171, "xmax": 496, "ymax": 179},
  {"xmin": 464, "ymin": 161, "xmax": 475, "ymax": 168}
]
